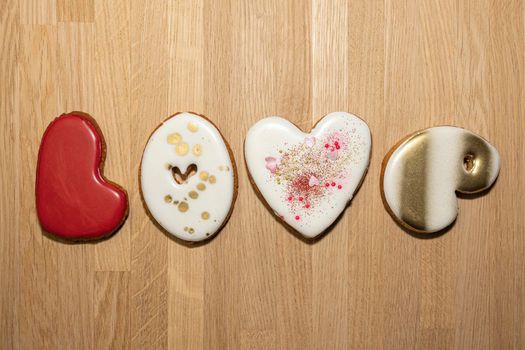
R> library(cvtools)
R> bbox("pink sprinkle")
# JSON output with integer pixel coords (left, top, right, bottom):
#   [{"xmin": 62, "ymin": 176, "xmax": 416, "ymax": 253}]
[
  {"xmin": 299, "ymin": 196, "xmax": 304, "ymax": 202},
  {"xmin": 305, "ymin": 203, "xmax": 310, "ymax": 209},
  {"xmin": 325, "ymin": 182, "xmax": 330, "ymax": 187},
  {"xmin": 324, "ymin": 143, "xmax": 329, "ymax": 148},
  {"xmin": 304, "ymin": 136, "xmax": 316, "ymax": 147},
  {"xmin": 295, "ymin": 215, "xmax": 300, "ymax": 220},
  {"xmin": 308, "ymin": 175, "xmax": 319, "ymax": 187},
  {"xmin": 335, "ymin": 144, "xmax": 340, "ymax": 150},
  {"xmin": 265, "ymin": 156, "xmax": 278, "ymax": 174},
  {"xmin": 337, "ymin": 185, "xmax": 342, "ymax": 189},
  {"xmin": 288, "ymin": 196, "xmax": 293, "ymax": 201},
  {"xmin": 331, "ymin": 182, "xmax": 336, "ymax": 187},
  {"xmin": 327, "ymin": 151, "xmax": 339, "ymax": 161}
]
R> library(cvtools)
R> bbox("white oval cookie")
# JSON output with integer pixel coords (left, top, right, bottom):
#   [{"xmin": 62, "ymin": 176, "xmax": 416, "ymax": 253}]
[
  {"xmin": 140, "ymin": 112, "xmax": 236, "ymax": 242},
  {"xmin": 382, "ymin": 126, "xmax": 500, "ymax": 233},
  {"xmin": 245, "ymin": 112, "xmax": 371, "ymax": 239}
]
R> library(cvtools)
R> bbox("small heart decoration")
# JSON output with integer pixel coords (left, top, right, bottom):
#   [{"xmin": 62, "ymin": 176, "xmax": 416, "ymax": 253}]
[
  {"xmin": 245, "ymin": 112, "xmax": 371, "ymax": 238},
  {"xmin": 171, "ymin": 164, "xmax": 198, "ymax": 184},
  {"xmin": 36, "ymin": 113, "xmax": 128, "ymax": 240}
]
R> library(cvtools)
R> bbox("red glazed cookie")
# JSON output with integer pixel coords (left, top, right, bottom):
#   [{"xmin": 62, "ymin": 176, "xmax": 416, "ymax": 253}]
[{"xmin": 36, "ymin": 112, "xmax": 128, "ymax": 240}]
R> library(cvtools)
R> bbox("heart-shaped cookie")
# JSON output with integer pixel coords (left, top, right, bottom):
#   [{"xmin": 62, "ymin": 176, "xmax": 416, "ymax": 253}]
[
  {"xmin": 245, "ymin": 112, "xmax": 371, "ymax": 238},
  {"xmin": 36, "ymin": 112, "xmax": 128, "ymax": 240}
]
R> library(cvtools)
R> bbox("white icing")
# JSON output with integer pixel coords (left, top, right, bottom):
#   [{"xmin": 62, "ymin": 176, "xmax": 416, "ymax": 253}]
[
  {"xmin": 383, "ymin": 126, "xmax": 500, "ymax": 232},
  {"xmin": 140, "ymin": 112, "xmax": 235, "ymax": 241},
  {"xmin": 244, "ymin": 112, "xmax": 371, "ymax": 238}
]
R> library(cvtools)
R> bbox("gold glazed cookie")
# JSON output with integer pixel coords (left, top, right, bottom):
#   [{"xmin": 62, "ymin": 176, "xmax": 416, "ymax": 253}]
[
  {"xmin": 140, "ymin": 112, "xmax": 236, "ymax": 242},
  {"xmin": 381, "ymin": 126, "xmax": 500, "ymax": 233}
]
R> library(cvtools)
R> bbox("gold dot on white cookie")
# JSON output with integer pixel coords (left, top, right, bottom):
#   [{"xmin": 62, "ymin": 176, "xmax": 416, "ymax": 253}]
[
  {"xmin": 176, "ymin": 142, "xmax": 189, "ymax": 156},
  {"xmin": 381, "ymin": 126, "xmax": 500, "ymax": 233},
  {"xmin": 192, "ymin": 144, "xmax": 202, "ymax": 156},
  {"xmin": 187, "ymin": 122, "xmax": 198, "ymax": 132},
  {"xmin": 167, "ymin": 132, "xmax": 182, "ymax": 145}
]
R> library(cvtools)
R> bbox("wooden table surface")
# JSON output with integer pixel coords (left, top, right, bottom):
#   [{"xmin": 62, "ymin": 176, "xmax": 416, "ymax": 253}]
[{"xmin": 1, "ymin": 0, "xmax": 524, "ymax": 349}]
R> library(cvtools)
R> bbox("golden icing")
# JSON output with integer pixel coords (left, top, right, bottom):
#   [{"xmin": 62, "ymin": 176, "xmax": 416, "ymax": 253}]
[
  {"xmin": 167, "ymin": 132, "xmax": 182, "ymax": 145},
  {"xmin": 457, "ymin": 133, "xmax": 496, "ymax": 193},
  {"xmin": 199, "ymin": 171, "xmax": 209, "ymax": 181},
  {"xmin": 201, "ymin": 212, "xmax": 210, "ymax": 220},
  {"xmin": 398, "ymin": 133, "xmax": 429, "ymax": 231},
  {"xmin": 176, "ymin": 142, "xmax": 189, "ymax": 156},
  {"xmin": 178, "ymin": 201, "xmax": 189, "ymax": 212},
  {"xmin": 192, "ymin": 144, "xmax": 202, "ymax": 156},
  {"xmin": 187, "ymin": 122, "xmax": 198, "ymax": 132},
  {"xmin": 196, "ymin": 183, "xmax": 206, "ymax": 191},
  {"xmin": 189, "ymin": 190, "xmax": 199, "ymax": 199}
]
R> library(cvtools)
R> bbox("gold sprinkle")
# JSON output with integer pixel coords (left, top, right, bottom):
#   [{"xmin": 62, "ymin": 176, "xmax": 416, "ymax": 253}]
[
  {"xmin": 196, "ymin": 183, "xmax": 206, "ymax": 191},
  {"xmin": 192, "ymin": 144, "xmax": 202, "ymax": 156},
  {"xmin": 199, "ymin": 171, "xmax": 209, "ymax": 181},
  {"xmin": 188, "ymin": 228, "xmax": 195, "ymax": 234},
  {"xmin": 208, "ymin": 175, "xmax": 216, "ymax": 184},
  {"xmin": 176, "ymin": 142, "xmax": 189, "ymax": 156},
  {"xmin": 164, "ymin": 195, "xmax": 172, "ymax": 203},
  {"xmin": 173, "ymin": 200, "xmax": 179, "ymax": 205},
  {"xmin": 167, "ymin": 132, "xmax": 182, "ymax": 144},
  {"xmin": 178, "ymin": 201, "xmax": 189, "ymax": 212},
  {"xmin": 187, "ymin": 122, "xmax": 198, "ymax": 132},
  {"xmin": 201, "ymin": 212, "xmax": 210, "ymax": 220},
  {"xmin": 189, "ymin": 191, "xmax": 199, "ymax": 199}
]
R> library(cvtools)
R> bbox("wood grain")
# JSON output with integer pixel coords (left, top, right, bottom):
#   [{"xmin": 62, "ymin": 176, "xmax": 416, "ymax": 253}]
[{"xmin": 1, "ymin": 0, "xmax": 524, "ymax": 349}]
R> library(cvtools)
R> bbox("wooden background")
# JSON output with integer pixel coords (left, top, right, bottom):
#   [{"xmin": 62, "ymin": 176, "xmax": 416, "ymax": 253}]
[{"xmin": 1, "ymin": 0, "xmax": 524, "ymax": 349}]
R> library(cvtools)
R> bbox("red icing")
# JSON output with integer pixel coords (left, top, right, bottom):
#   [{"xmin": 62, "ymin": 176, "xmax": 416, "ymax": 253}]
[{"xmin": 36, "ymin": 113, "xmax": 128, "ymax": 240}]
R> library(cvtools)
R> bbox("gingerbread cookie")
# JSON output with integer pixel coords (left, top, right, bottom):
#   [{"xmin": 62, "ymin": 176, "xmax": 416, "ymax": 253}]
[
  {"xmin": 381, "ymin": 126, "xmax": 500, "ymax": 233},
  {"xmin": 36, "ymin": 112, "xmax": 128, "ymax": 240},
  {"xmin": 140, "ymin": 112, "xmax": 236, "ymax": 242},
  {"xmin": 244, "ymin": 112, "xmax": 371, "ymax": 239}
]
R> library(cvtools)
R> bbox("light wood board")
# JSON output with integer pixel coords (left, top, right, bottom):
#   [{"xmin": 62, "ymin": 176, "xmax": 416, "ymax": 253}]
[{"xmin": 1, "ymin": 0, "xmax": 524, "ymax": 349}]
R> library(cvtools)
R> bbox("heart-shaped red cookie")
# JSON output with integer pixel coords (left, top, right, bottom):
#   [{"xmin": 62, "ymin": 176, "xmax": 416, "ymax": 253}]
[{"xmin": 36, "ymin": 112, "xmax": 128, "ymax": 240}]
